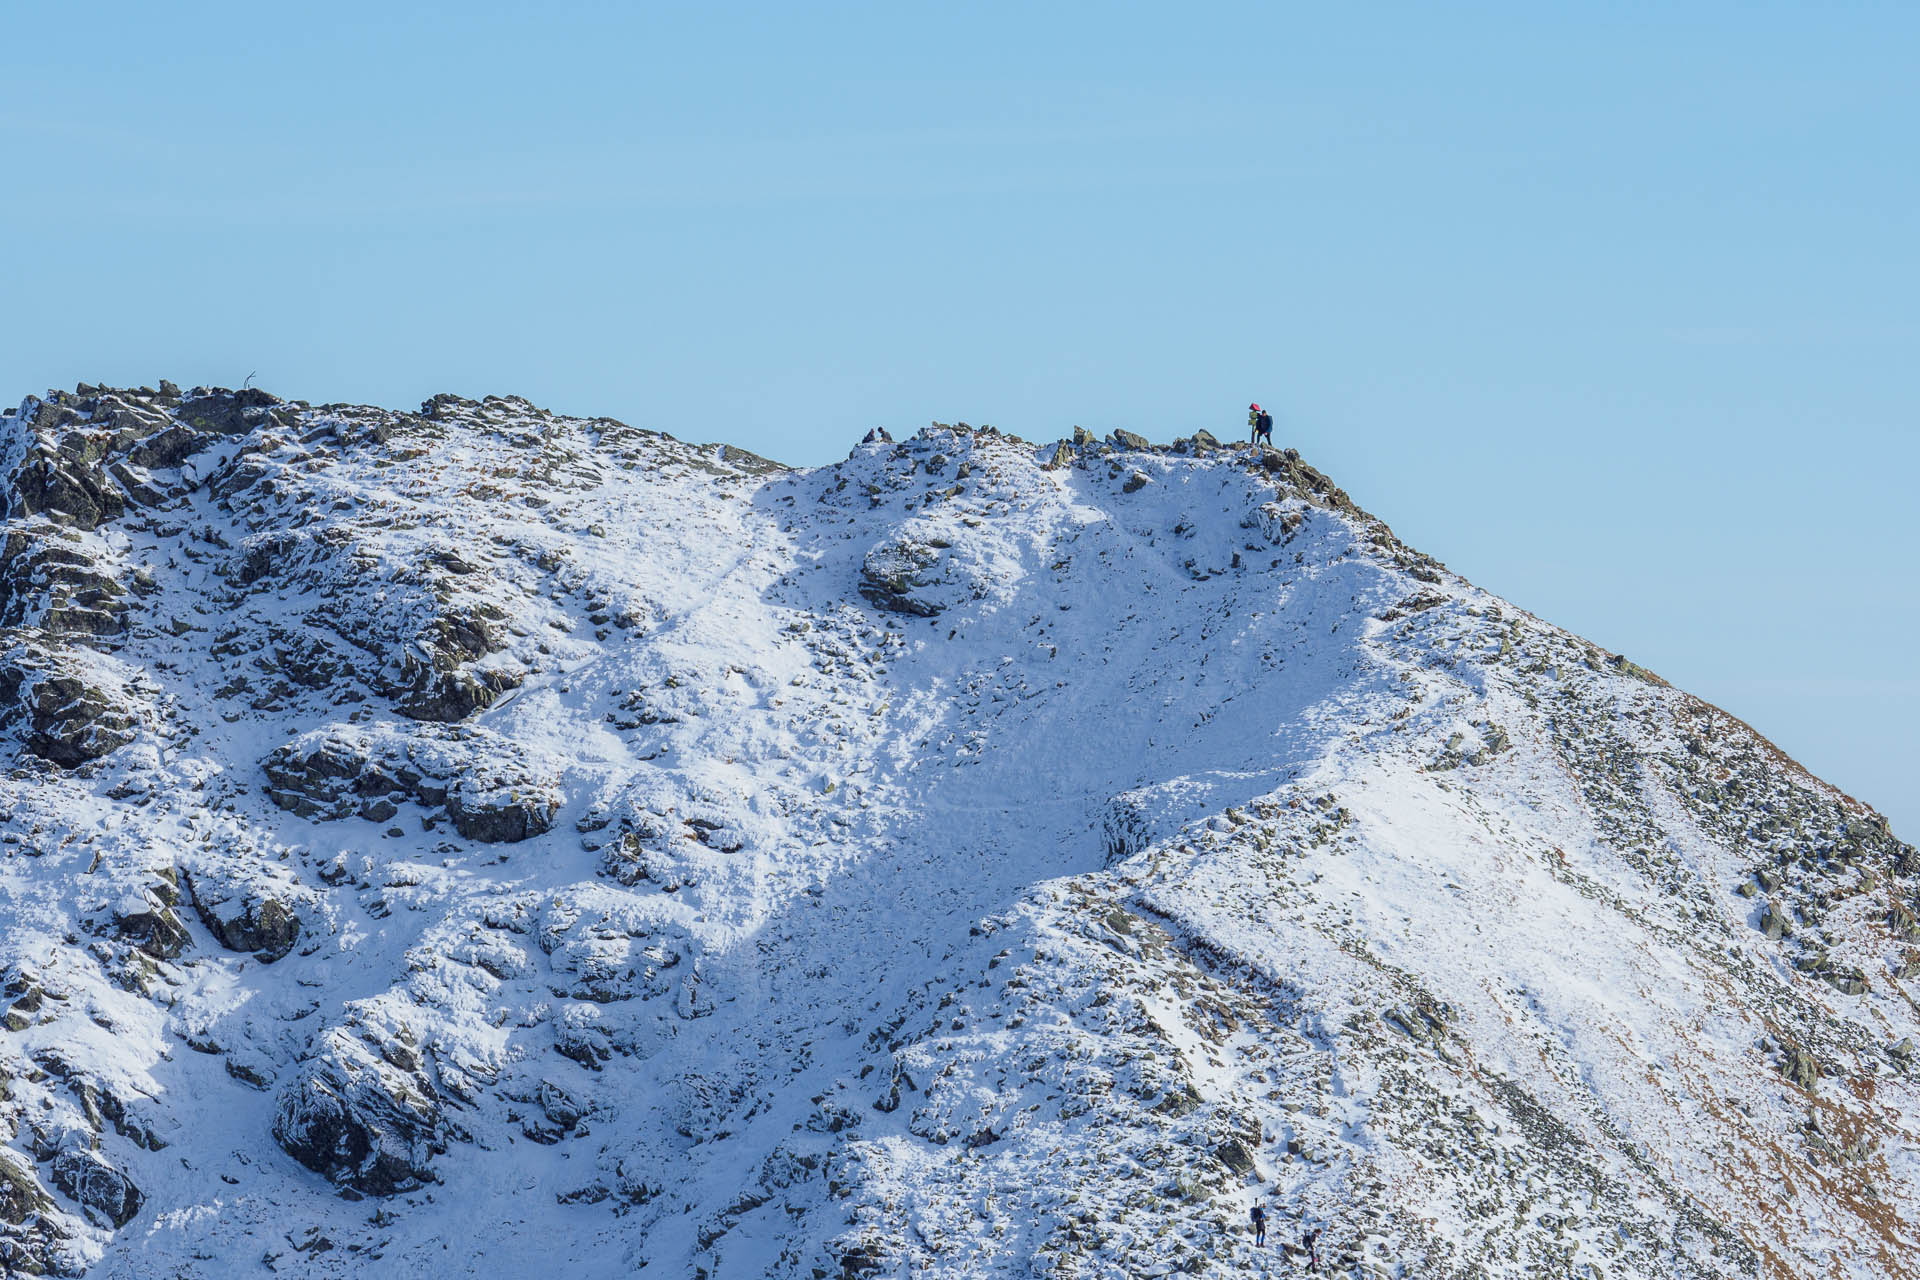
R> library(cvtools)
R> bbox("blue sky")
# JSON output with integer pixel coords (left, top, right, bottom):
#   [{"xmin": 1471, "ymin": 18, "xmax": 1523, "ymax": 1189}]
[{"xmin": 3, "ymin": 1, "xmax": 1915, "ymax": 836}]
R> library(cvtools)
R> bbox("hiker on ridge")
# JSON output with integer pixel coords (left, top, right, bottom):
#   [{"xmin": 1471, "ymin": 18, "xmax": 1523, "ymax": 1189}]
[
  {"xmin": 1250, "ymin": 1204, "xmax": 1267, "ymax": 1247},
  {"xmin": 1248, "ymin": 402, "xmax": 1273, "ymax": 447}
]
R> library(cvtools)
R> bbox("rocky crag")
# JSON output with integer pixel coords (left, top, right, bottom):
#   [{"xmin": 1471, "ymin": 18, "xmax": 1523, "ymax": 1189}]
[{"xmin": 0, "ymin": 381, "xmax": 1914, "ymax": 1278}]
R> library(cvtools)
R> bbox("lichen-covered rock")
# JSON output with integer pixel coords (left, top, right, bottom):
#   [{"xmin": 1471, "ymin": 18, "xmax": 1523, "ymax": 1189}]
[
  {"xmin": 0, "ymin": 1148, "xmax": 53, "ymax": 1225},
  {"xmin": 175, "ymin": 387, "xmax": 285, "ymax": 436},
  {"xmin": 274, "ymin": 1031, "xmax": 445, "ymax": 1196},
  {"xmin": 1779, "ymin": 1044, "xmax": 1822, "ymax": 1090},
  {"xmin": 0, "ymin": 1146, "xmax": 69, "ymax": 1277},
  {"xmin": 50, "ymin": 1150, "xmax": 142, "ymax": 1228},
  {"xmin": 1108, "ymin": 429, "xmax": 1150, "ymax": 451}
]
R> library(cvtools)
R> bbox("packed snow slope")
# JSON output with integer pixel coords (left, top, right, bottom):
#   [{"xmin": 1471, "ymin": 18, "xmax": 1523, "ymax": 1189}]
[{"xmin": 0, "ymin": 383, "xmax": 1916, "ymax": 1280}]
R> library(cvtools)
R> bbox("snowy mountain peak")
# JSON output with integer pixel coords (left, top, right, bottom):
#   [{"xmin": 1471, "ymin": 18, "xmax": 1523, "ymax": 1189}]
[{"xmin": 0, "ymin": 382, "xmax": 1913, "ymax": 1278}]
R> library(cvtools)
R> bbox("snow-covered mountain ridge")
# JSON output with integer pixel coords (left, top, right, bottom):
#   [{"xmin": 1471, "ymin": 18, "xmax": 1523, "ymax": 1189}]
[{"xmin": 0, "ymin": 381, "xmax": 1913, "ymax": 1278}]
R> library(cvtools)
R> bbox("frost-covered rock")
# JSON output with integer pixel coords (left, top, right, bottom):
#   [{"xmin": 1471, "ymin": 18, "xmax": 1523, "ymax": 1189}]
[
  {"xmin": 183, "ymin": 871, "xmax": 303, "ymax": 963},
  {"xmin": 273, "ymin": 1030, "xmax": 445, "ymax": 1196},
  {"xmin": 858, "ymin": 538, "xmax": 946, "ymax": 617},
  {"xmin": 263, "ymin": 723, "xmax": 560, "ymax": 843},
  {"xmin": 49, "ymin": 1150, "xmax": 142, "ymax": 1229},
  {"xmin": 0, "ymin": 655, "xmax": 139, "ymax": 767}
]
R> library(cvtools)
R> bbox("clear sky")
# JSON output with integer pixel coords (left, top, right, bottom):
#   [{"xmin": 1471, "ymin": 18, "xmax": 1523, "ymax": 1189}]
[{"xmin": 4, "ymin": 2, "xmax": 1915, "ymax": 837}]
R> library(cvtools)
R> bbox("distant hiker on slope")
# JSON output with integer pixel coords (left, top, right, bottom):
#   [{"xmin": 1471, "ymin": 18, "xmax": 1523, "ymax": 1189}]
[
  {"xmin": 1248, "ymin": 402, "xmax": 1273, "ymax": 447},
  {"xmin": 1301, "ymin": 1225, "xmax": 1322, "ymax": 1271},
  {"xmin": 1250, "ymin": 1204, "xmax": 1267, "ymax": 1247},
  {"xmin": 861, "ymin": 426, "xmax": 894, "ymax": 444}
]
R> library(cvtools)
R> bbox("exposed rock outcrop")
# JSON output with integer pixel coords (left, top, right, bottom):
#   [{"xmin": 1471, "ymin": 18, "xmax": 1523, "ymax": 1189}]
[
  {"xmin": 263, "ymin": 724, "xmax": 560, "ymax": 843},
  {"xmin": 50, "ymin": 1150, "xmax": 142, "ymax": 1229},
  {"xmin": 273, "ymin": 1030, "xmax": 446, "ymax": 1197}
]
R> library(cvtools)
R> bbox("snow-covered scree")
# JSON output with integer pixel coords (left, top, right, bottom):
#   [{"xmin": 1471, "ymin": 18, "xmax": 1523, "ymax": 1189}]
[{"xmin": 0, "ymin": 383, "xmax": 1914, "ymax": 1279}]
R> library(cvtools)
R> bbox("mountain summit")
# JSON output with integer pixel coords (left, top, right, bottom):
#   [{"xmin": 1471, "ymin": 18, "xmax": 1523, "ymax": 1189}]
[{"xmin": 0, "ymin": 383, "xmax": 1913, "ymax": 1279}]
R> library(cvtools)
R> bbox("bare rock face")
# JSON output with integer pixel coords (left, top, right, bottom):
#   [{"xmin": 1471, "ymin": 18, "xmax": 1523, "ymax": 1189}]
[
  {"xmin": 273, "ymin": 1031, "xmax": 446, "ymax": 1197},
  {"xmin": 0, "ymin": 386, "xmax": 256, "ymax": 529}
]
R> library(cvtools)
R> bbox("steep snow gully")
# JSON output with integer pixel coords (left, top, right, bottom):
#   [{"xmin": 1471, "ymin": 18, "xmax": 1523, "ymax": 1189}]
[{"xmin": 0, "ymin": 383, "xmax": 1915, "ymax": 1279}]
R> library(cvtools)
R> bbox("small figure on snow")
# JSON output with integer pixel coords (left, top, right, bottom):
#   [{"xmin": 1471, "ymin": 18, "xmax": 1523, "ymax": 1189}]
[
  {"xmin": 861, "ymin": 426, "xmax": 894, "ymax": 445},
  {"xmin": 1248, "ymin": 402, "xmax": 1273, "ymax": 447},
  {"xmin": 1301, "ymin": 1225, "xmax": 1322, "ymax": 1271},
  {"xmin": 1250, "ymin": 1203, "xmax": 1267, "ymax": 1247}
]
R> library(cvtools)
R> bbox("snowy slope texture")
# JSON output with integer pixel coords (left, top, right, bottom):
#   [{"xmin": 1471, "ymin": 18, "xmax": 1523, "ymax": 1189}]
[{"xmin": 0, "ymin": 381, "xmax": 1915, "ymax": 1279}]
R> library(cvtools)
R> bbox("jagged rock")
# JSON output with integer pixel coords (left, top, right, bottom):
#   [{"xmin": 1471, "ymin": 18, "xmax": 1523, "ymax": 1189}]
[
  {"xmin": 176, "ymin": 388, "xmax": 282, "ymax": 436},
  {"xmin": 1778, "ymin": 1045, "xmax": 1822, "ymax": 1090},
  {"xmin": 262, "ymin": 731, "xmax": 373, "ymax": 820},
  {"xmin": 0, "ymin": 533, "xmax": 126, "ymax": 636},
  {"xmin": 1123, "ymin": 470, "xmax": 1150, "ymax": 494},
  {"xmin": 0, "ymin": 1145, "xmax": 70, "ymax": 1278},
  {"xmin": 1042, "ymin": 441, "xmax": 1073, "ymax": 471},
  {"xmin": 0, "ymin": 1148, "xmax": 52, "ymax": 1224},
  {"xmin": 0, "ymin": 661, "xmax": 138, "ymax": 767},
  {"xmin": 393, "ymin": 664, "xmax": 514, "ymax": 722},
  {"xmin": 539, "ymin": 1079, "xmax": 584, "ymax": 1131},
  {"xmin": 1215, "ymin": 1137, "xmax": 1256, "ymax": 1174},
  {"xmin": 1072, "ymin": 426, "xmax": 1095, "ymax": 446},
  {"xmin": 274, "ymin": 1031, "xmax": 445, "ymax": 1196},
  {"xmin": 184, "ymin": 874, "xmax": 301, "ymax": 963},
  {"xmin": 1758, "ymin": 901, "xmax": 1789, "ymax": 940},
  {"xmin": 1192, "ymin": 429, "xmax": 1220, "ymax": 451},
  {"xmin": 123, "ymin": 424, "xmax": 211, "ymax": 470},
  {"xmin": 1823, "ymin": 970, "xmax": 1869, "ymax": 996},
  {"xmin": 1108, "ymin": 429, "xmax": 1150, "ymax": 451},
  {"xmin": 110, "ymin": 891, "xmax": 190, "ymax": 960},
  {"xmin": 50, "ymin": 1150, "xmax": 143, "ymax": 1228}
]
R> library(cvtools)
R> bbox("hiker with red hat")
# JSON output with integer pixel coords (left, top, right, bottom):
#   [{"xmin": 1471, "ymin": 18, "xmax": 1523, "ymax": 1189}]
[{"xmin": 1248, "ymin": 402, "xmax": 1273, "ymax": 447}]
